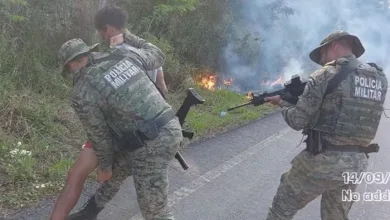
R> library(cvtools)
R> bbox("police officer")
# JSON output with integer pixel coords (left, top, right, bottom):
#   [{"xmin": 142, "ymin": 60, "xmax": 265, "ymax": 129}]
[
  {"xmin": 57, "ymin": 16, "xmax": 183, "ymax": 220},
  {"xmin": 50, "ymin": 7, "xmax": 171, "ymax": 219},
  {"xmin": 264, "ymin": 30, "xmax": 388, "ymax": 219}
]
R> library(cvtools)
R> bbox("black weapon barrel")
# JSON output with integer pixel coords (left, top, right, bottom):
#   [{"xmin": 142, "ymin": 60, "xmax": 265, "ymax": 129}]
[
  {"xmin": 227, "ymin": 102, "xmax": 252, "ymax": 111},
  {"xmin": 175, "ymin": 153, "xmax": 189, "ymax": 170},
  {"xmin": 174, "ymin": 88, "xmax": 205, "ymax": 170}
]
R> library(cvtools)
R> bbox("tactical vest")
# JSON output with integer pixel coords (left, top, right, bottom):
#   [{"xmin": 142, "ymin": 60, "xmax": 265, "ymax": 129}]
[
  {"xmin": 312, "ymin": 60, "xmax": 388, "ymax": 141},
  {"xmin": 84, "ymin": 48, "xmax": 172, "ymax": 133}
]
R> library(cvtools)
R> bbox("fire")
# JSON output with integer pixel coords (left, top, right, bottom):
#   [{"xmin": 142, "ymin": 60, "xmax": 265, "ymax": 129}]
[
  {"xmin": 197, "ymin": 75, "xmax": 217, "ymax": 91},
  {"xmin": 260, "ymin": 75, "xmax": 284, "ymax": 87},
  {"xmin": 246, "ymin": 91, "xmax": 253, "ymax": 100},
  {"xmin": 270, "ymin": 75, "xmax": 283, "ymax": 86},
  {"xmin": 195, "ymin": 73, "xmax": 234, "ymax": 91},
  {"xmin": 271, "ymin": 76, "xmax": 283, "ymax": 86}
]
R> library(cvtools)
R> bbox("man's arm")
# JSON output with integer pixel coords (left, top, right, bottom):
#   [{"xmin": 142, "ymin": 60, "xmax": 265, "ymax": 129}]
[
  {"xmin": 72, "ymin": 89, "xmax": 114, "ymax": 171},
  {"xmin": 279, "ymin": 100, "xmax": 294, "ymax": 108},
  {"xmin": 123, "ymin": 31, "xmax": 165, "ymax": 71},
  {"xmin": 279, "ymin": 69, "xmax": 330, "ymax": 131},
  {"xmin": 155, "ymin": 67, "xmax": 168, "ymax": 95}
]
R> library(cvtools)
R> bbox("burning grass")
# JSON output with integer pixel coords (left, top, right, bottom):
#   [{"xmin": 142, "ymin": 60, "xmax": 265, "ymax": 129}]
[
  {"xmin": 187, "ymin": 68, "xmax": 278, "ymax": 138},
  {"xmin": 260, "ymin": 75, "xmax": 284, "ymax": 87},
  {"xmin": 196, "ymin": 74, "xmax": 217, "ymax": 91},
  {"xmin": 194, "ymin": 68, "xmax": 236, "ymax": 92}
]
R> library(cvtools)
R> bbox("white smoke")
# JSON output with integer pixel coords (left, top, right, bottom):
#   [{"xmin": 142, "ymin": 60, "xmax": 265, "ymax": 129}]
[
  {"xmin": 223, "ymin": 0, "xmax": 390, "ymax": 92},
  {"xmin": 281, "ymin": 58, "xmax": 304, "ymax": 81}
]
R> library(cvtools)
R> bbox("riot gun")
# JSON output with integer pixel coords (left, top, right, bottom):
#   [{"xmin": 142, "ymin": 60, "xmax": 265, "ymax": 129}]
[
  {"xmin": 227, "ymin": 75, "xmax": 307, "ymax": 111},
  {"xmin": 174, "ymin": 88, "xmax": 205, "ymax": 170}
]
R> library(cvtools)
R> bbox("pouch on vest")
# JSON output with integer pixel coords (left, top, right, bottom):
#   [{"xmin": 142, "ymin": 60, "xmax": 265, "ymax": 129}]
[
  {"xmin": 123, "ymin": 131, "xmax": 146, "ymax": 151},
  {"xmin": 305, "ymin": 129, "xmax": 323, "ymax": 155},
  {"xmin": 138, "ymin": 121, "xmax": 159, "ymax": 140},
  {"xmin": 137, "ymin": 109, "xmax": 176, "ymax": 140},
  {"xmin": 107, "ymin": 119, "xmax": 145, "ymax": 151}
]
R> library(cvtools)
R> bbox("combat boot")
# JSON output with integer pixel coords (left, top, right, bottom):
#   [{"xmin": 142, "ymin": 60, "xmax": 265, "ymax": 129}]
[{"xmin": 67, "ymin": 196, "xmax": 103, "ymax": 220}]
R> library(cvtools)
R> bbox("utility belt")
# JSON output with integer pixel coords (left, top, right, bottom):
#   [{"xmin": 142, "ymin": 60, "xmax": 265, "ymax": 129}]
[
  {"xmin": 325, "ymin": 143, "xmax": 379, "ymax": 154},
  {"xmin": 108, "ymin": 109, "xmax": 176, "ymax": 151},
  {"xmin": 304, "ymin": 129, "xmax": 380, "ymax": 156}
]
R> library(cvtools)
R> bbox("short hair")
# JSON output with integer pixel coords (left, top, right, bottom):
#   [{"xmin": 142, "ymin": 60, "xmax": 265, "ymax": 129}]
[{"xmin": 94, "ymin": 5, "xmax": 128, "ymax": 30}]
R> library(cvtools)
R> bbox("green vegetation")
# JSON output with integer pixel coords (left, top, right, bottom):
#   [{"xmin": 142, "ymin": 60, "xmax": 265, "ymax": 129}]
[{"xmin": 2, "ymin": 0, "xmax": 389, "ymax": 217}]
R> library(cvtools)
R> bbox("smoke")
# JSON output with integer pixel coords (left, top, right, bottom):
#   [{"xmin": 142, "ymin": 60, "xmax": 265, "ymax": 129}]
[
  {"xmin": 279, "ymin": 58, "xmax": 304, "ymax": 81},
  {"xmin": 223, "ymin": 0, "xmax": 390, "ymax": 93}
]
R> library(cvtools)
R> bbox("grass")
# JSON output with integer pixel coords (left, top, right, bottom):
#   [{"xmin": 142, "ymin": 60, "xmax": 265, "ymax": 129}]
[
  {"xmin": 0, "ymin": 84, "xmax": 276, "ymax": 218},
  {"xmin": 0, "ymin": 88, "xmax": 85, "ymax": 216},
  {"xmin": 179, "ymin": 87, "xmax": 276, "ymax": 139}
]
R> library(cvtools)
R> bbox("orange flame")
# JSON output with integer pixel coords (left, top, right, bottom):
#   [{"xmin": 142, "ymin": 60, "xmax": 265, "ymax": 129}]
[
  {"xmin": 197, "ymin": 75, "xmax": 217, "ymax": 91},
  {"xmin": 246, "ymin": 91, "xmax": 253, "ymax": 100},
  {"xmin": 270, "ymin": 75, "xmax": 283, "ymax": 86},
  {"xmin": 261, "ymin": 75, "xmax": 284, "ymax": 87}
]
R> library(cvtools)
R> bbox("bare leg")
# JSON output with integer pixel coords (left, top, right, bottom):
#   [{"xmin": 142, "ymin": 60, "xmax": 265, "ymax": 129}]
[{"xmin": 50, "ymin": 147, "xmax": 98, "ymax": 220}]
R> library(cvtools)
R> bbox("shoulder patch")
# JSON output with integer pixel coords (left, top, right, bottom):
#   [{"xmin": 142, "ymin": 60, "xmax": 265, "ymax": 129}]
[{"xmin": 301, "ymin": 77, "xmax": 314, "ymax": 97}]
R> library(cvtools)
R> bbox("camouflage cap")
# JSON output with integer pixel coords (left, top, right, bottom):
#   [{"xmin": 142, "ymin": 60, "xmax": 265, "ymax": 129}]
[
  {"xmin": 309, "ymin": 30, "xmax": 365, "ymax": 65},
  {"xmin": 58, "ymin": 38, "xmax": 99, "ymax": 73}
]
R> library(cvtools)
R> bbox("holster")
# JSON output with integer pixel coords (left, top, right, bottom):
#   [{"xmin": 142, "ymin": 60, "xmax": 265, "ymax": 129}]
[
  {"xmin": 304, "ymin": 129, "xmax": 323, "ymax": 155},
  {"xmin": 110, "ymin": 109, "xmax": 176, "ymax": 151}
]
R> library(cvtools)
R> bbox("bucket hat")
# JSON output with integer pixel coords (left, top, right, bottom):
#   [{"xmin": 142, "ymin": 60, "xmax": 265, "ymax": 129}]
[
  {"xmin": 309, "ymin": 30, "xmax": 365, "ymax": 65},
  {"xmin": 58, "ymin": 38, "xmax": 99, "ymax": 73}
]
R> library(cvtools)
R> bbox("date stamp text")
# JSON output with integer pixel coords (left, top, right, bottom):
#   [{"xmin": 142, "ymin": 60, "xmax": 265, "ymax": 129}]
[{"xmin": 342, "ymin": 172, "xmax": 390, "ymax": 185}]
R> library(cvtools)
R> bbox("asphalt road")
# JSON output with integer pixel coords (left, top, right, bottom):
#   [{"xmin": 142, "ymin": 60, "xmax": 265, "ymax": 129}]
[{"xmin": 6, "ymin": 92, "xmax": 390, "ymax": 220}]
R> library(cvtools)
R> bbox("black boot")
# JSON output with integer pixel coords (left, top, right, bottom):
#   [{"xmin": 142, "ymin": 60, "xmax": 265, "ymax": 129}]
[{"xmin": 67, "ymin": 196, "xmax": 104, "ymax": 220}]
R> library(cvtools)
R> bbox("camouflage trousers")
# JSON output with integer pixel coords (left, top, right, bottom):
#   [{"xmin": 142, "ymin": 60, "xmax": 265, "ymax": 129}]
[
  {"xmin": 93, "ymin": 117, "xmax": 183, "ymax": 220},
  {"xmin": 266, "ymin": 149, "xmax": 368, "ymax": 220}
]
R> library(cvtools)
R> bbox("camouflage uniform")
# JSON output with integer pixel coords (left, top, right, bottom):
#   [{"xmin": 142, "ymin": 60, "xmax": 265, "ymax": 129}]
[
  {"xmin": 58, "ymin": 35, "xmax": 183, "ymax": 220},
  {"xmin": 266, "ymin": 31, "xmax": 388, "ymax": 220}
]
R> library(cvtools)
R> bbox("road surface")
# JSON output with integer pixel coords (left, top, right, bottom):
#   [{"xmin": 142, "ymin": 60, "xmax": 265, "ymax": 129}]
[{"xmin": 6, "ymin": 93, "xmax": 390, "ymax": 220}]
